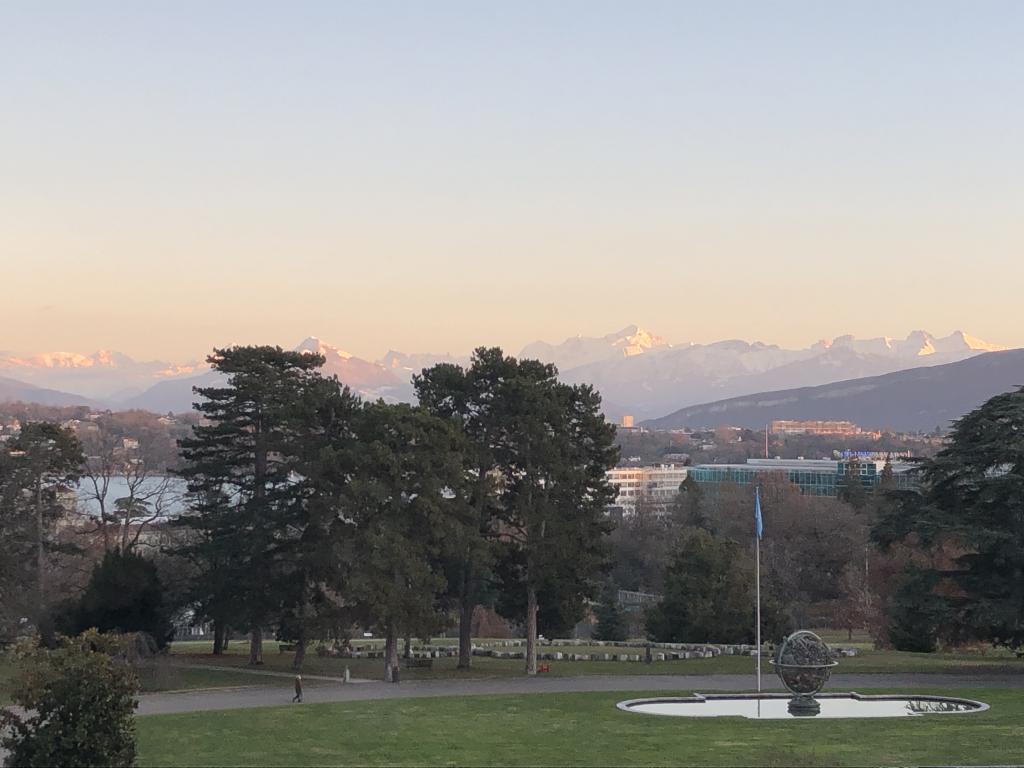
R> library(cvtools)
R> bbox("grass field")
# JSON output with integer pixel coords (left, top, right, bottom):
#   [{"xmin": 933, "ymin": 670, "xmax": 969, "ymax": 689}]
[
  {"xmin": 137, "ymin": 662, "xmax": 295, "ymax": 693},
  {"xmin": 6, "ymin": 633, "xmax": 1021, "ymax": 702},
  {"xmin": 0, "ymin": 651, "xmax": 290, "ymax": 703},
  {"xmin": 167, "ymin": 637, "xmax": 1024, "ymax": 681},
  {"xmin": 135, "ymin": 688, "xmax": 1021, "ymax": 767}
]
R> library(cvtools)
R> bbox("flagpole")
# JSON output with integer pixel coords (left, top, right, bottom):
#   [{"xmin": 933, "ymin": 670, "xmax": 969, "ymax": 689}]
[
  {"xmin": 755, "ymin": 486, "xmax": 762, "ymax": 696},
  {"xmin": 756, "ymin": 529, "xmax": 762, "ymax": 695}
]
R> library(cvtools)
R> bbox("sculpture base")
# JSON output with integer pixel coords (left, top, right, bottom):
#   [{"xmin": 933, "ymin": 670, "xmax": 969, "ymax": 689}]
[{"xmin": 787, "ymin": 695, "xmax": 821, "ymax": 717}]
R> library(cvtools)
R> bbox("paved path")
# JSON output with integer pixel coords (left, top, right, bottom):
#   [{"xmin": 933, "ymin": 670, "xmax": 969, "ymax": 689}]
[{"xmin": 137, "ymin": 673, "xmax": 1024, "ymax": 716}]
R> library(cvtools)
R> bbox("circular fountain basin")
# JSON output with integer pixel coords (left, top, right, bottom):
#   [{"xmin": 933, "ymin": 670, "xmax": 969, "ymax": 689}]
[{"xmin": 618, "ymin": 693, "xmax": 988, "ymax": 720}]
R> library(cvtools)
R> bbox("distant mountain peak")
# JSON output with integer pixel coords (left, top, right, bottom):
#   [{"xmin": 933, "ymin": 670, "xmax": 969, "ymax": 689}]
[
  {"xmin": 947, "ymin": 330, "xmax": 1005, "ymax": 352},
  {"xmin": 520, "ymin": 324, "xmax": 670, "ymax": 370},
  {"xmin": 608, "ymin": 325, "xmax": 668, "ymax": 357},
  {"xmin": 294, "ymin": 336, "xmax": 353, "ymax": 360}
]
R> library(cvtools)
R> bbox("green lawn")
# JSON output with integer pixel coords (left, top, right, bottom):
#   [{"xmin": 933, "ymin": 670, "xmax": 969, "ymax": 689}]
[
  {"xmin": 137, "ymin": 661, "xmax": 295, "ymax": 693},
  {"xmin": 136, "ymin": 688, "xmax": 1021, "ymax": 767},
  {"xmin": 8, "ymin": 637, "xmax": 1020, "ymax": 702},
  {"xmin": 0, "ymin": 652, "xmax": 287, "ymax": 702},
  {"xmin": 167, "ymin": 637, "xmax": 1024, "ymax": 680}
]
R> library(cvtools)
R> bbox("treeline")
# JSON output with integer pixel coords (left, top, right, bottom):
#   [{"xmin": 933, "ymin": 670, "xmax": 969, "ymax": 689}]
[
  {"xmin": 5, "ymin": 350, "xmax": 1024, "ymax": 672},
  {"xmin": 0, "ymin": 345, "xmax": 618, "ymax": 680},
  {"xmin": 611, "ymin": 386, "xmax": 1024, "ymax": 653},
  {"xmin": 605, "ymin": 474, "xmax": 873, "ymax": 644},
  {"xmin": 184, "ymin": 345, "xmax": 617, "ymax": 679}
]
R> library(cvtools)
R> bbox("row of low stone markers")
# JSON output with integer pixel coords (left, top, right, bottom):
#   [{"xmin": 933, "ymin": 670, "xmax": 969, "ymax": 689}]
[{"xmin": 339, "ymin": 639, "xmax": 806, "ymax": 662}]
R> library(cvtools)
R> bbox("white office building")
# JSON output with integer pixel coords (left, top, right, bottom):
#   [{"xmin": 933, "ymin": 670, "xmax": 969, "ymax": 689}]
[{"xmin": 606, "ymin": 464, "xmax": 688, "ymax": 515}]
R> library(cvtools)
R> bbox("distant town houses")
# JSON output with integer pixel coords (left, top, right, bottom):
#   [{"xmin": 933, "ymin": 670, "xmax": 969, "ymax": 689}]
[
  {"xmin": 0, "ymin": 417, "xmax": 21, "ymax": 442},
  {"xmin": 770, "ymin": 419, "xmax": 867, "ymax": 437}
]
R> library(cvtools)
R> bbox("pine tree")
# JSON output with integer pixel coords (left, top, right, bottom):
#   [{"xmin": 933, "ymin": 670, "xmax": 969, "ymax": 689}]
[
  {"xmin": 175, "ymin": 346, "xmax": 326, "ymax": 664},
  {"xmin": 838, "ymin": 457, "xmax": 869, "ymax": 510},
  {"xmin": 493, "ymin": 363, "xmax": 619, "ymax": 675},
  {"xmin": 347, "ymin": 402, "xmax": 472, "ymax": 682},
  {"xmin": 873, "ymin": 385, "xmax": 1024, "ymax": 649},
  {"xmin": 885, "ymin": 566, "xmax": 946, "ymax": 653},
  {"xmin": 593, "ymin": 584, "xmax": 627, "ymax": 642},
  {"xmin": 645, "ymin": 528, "xmax": 755, "ymax": 644},
  {"xmin": 274, "ymin": 375, "xmax": 362, "ymax": 670},
  {"xmin": 0, "ymin": 423, "xmax": 83, "ymax": 646},
  {"xmin": 346, "ymin": 405, "xmax": 468, "ymax": 684},
  {"xmin": 414, "ymin": 349, "xmax": 515, "ymax": 669},
  {"xmin": 420, "ymin": 349, "xmax": 618, "ymax": 675}
]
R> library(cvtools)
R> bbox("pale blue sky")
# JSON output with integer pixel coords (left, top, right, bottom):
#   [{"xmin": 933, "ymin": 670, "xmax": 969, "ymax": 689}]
[{"xmin": 2, "ymin": 1, "xmax": 1021, "ymax": 360}]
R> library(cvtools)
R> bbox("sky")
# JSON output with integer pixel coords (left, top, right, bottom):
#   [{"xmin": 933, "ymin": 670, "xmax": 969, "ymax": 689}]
[{"xmin": 2, "ymin": 1, "xmax": 1022, "ymax": 362}]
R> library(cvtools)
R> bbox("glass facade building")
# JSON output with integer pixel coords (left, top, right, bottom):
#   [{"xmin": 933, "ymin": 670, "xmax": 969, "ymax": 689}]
[{"xmin": 688, "ymin": 458, "xmax": 917, "ymax": 497}]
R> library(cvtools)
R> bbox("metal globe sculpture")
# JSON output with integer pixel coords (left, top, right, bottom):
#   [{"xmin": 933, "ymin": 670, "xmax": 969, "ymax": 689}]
[{"xmin": 771, "ymin": 630, "xmax": 838, "ymax": 715}]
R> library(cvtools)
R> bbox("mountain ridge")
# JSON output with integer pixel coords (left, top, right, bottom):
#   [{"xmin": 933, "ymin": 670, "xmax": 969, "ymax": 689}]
[
  {"xmin": 1, "ymin": 327, "xmax": 1009, "ymax": 416},
  {"xmin": 642, "ymin": 349, "xmax": 1024, "ymax": 432}
]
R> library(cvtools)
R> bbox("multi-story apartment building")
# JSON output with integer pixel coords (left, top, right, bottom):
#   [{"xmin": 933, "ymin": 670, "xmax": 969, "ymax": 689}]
[
  {"xmin": 770, "ymin": 420, "xmax": 863, "ymax": 437},
  {"xmin": 606, "ymin": 464, "xmax": 689, "ymax": 515}
]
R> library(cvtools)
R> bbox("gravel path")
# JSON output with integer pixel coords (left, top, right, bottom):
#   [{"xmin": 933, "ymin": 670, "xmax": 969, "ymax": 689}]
[{"xmin": 137, "ymin": 672, "xmax": 1024, "ymax": 716}]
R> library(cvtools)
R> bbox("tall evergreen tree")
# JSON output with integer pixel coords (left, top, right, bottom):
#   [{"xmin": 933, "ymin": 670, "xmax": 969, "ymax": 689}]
[
  {"xmin": 492, "ymin": 365, "xmax": 619, "ymax": 675},
  {"xmin": 175, "ymin": 346, "xmax": 326, "ymax": 663},
  {"xmin": 414, "ymin": 348, "xmax": 513, "ymax": 669},
  {"xmin": 873, "ymin": 386, "xmax": 1024, "ymax": 649},
  {"xmin": 346, "ymin": 402, "xmax": 471, "ymax": 682},
  {"xmin": 275, "ymin": 375, "xmax": 362, "ymax": 670},
  {"xmin": 593, "ymin": 583, "xmax": 628, "ymax": 642},
  {"xmin": 838, "ymin": 457, "xmax": 869, "ymax": 510},
  {"xmin": 645, "ymin": 527, "xmax": 756, "ymax": 644},
  {"xmin": 0, "ymin": 423, "xmax": 83, "ymax": 646},
  {"xmin": 670, "ymin": 475, "xmax": 706, "ymax": 529}
]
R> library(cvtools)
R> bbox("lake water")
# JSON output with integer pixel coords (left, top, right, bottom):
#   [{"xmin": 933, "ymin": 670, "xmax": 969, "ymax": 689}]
[{"xmin": 74, "ymin": 475, "xmax": 188, "ymax": 518}]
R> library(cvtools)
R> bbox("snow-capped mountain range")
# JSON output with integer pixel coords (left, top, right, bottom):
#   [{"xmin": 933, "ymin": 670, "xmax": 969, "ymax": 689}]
[{"xmin": 0, "ymin": 327, "xmax": 1009, "ymax": 419}]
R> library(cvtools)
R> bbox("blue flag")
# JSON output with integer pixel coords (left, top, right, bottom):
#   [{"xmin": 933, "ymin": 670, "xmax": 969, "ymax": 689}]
[{"xmin": 754, "ymin": 486, "xmax": 763, "ymax": 539}]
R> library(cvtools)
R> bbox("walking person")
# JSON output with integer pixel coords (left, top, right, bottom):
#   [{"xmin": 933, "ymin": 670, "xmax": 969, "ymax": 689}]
[{"xmin": 292, "ymin": 674, "xmax": 303, "ymax": 703}]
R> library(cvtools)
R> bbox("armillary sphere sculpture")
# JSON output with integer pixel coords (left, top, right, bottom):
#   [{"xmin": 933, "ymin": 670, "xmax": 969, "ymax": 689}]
[{"xmin": 771, "ymin": 630, "xmax": 838, "ymax": 716}]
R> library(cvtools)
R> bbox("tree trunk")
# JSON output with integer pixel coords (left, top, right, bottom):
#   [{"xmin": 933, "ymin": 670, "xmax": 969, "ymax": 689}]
[
  {"xmin": 35, "ymin": 474, "xmax": 56, "ymax": 648},
  {"xmin": 212, "ymin": 620, "xmax": 226, "ymax": 655},
  {"xmin": 525, "ymin": 586, "xmax": 538, "ymax": 676},
  {"xmin": 249, "ymin": 626, "xmax": 264, "ymax": 665},
  {"xmin": 384, "ymin": 623, "xmax": 400, "ymax": 683},
  {"xmin": 98, "ymin": 498, "xmax": 111, "ymax": 552},
  {"xmin": 403, "ymin": 634, "xmax": 412, "ymax": 660},
  {"xmin": 456, "ymin": 562, "xmax": 474, "ymax": 670},
  {"xmin": 292, "ymin": 638, "xmax": 306, "ymax": 671},
  {"xmin": 457, "ymin": 586, "xmax": 474, "ymax": 670}
]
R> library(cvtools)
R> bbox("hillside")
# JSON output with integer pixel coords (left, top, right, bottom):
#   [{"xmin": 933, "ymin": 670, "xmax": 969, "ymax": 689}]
[
  {"xmin": 0, "ymin": 375, "xmax": 94, "ymax": 407},
  {"xmin": 643, "ymin": 349, "xmax": 1024, "ymax": 432}
]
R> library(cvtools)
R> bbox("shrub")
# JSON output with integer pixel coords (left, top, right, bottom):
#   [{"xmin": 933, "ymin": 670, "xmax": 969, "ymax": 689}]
[
  {"xmin": 593, "ymin": 584, "xmax": 628, "ymax": 642},
  {"xmin": 0, "ymin": 630, "xmax": 139, "ymax": 767},
  {"xmin": 57, "ymin": 549, "xmax": 173, "ymax": 648},
  {"xmin": 646, "ymin": 528, "xmax": 757, "ymax": 644},
  {"xmin": 886, "ymin": 566, "xmax": 947, "ymax": 653}
]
